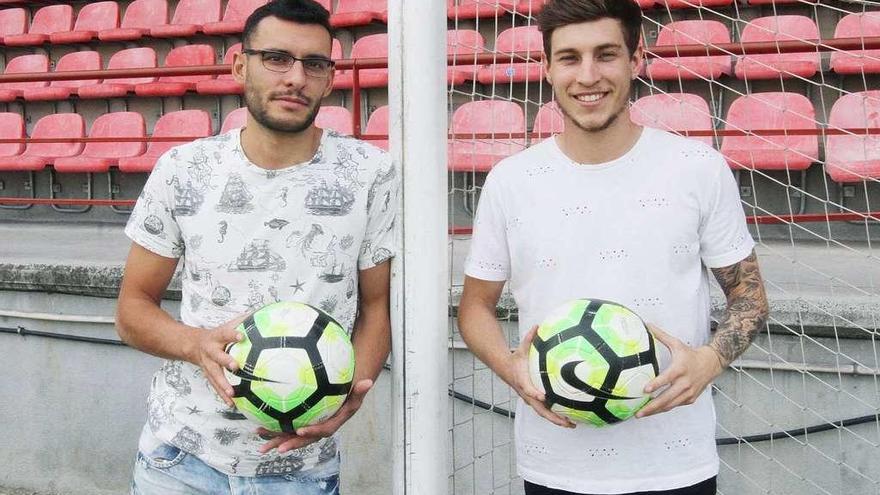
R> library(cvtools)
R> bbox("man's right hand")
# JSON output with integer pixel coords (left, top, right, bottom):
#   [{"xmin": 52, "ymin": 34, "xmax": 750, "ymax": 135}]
[
  {"xmin": 189, "ymin": 315, "xmax": 247, "ymax": 407},
  {"xmin": 508, "ymin": 325, "xmax": 575, "ymax": 429}
]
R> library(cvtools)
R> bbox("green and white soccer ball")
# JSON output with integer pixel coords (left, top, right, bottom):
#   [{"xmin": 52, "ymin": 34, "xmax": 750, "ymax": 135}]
[
  {"xmin": 528, "ymin": 299, "xmax": 659, "ymax": 427},
  {"xmin": 224, "ymin": 301, "xmax": 355, "ymax": 432}
]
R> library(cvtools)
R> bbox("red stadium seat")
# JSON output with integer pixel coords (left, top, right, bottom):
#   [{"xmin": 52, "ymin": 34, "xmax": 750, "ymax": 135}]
[
  {"xmin": 735, "ymin": 15, "xmax": 820, "ymax": 80},
  {"xmin": 134, "ymin": 45, "xmax": 216, "ymax": 97},
  {"xmin": 449, "ymin": 100, "xmax": 526, "ymax": 172},
  {"xmin": 221, "ymin": 107, "xmax": 248, "ymax": 133},
  {"xmin": 98, "ymin": 0, "xmax": 167, "ymax": 42},
  {"xmin": 448, "ymin": 30, "xmax": 485, "ymax": 84},
  {"xmin": 118, "ymin": 110, "xmax": 212, "ymax": 173},
  {"xmin": 315, "ymin": 0, "xmax": 331, "ymax": 11},
  {"xmin": 477, "ymin": 26, "xmax": 544, "ymax": 84},
  {"xmin": 331, "ymin": 0, "xmax": 385, "ymax": 27},
  {"xmin": 49, "ymin": 1, "xmax": 119, "ymax": 44},
  {"xmin": 3, "ymin": 4, "xmax": 72, "ymax": 46},
  {"xmin": 0, "ymin": 112, "xmax": 26, "ymax": 159},
  {"xmin": 532, "ymin": 101, "xmax": 564, "ymax": 137},
  {"xmin": 150, "ymin": 0, "xmax": 221, "ymax": 38},
  {"xmin": 721, "ymin": 92, "xmax": 818, "ymax": 171},
  {"xmin": 23, "ymin": 51, "xmax": 102, "ymax": 101},
  {"xmin": 0, "ymin": 54, "xmax": 49, "ymax": 102},
  {"xmin": 635, "ymin": 0, "xmax": 654, "ymax": 6},
  {"xmin": 826, "ymin": 91, "xmax": 880, "ymax": 182},
  {"xmin": 203, "ymin": 0, "xmax": 266, "ymax": 35},
  {"xmin": 197, "ymin": 43, "xmax": 243, "ymax": 95},
  {"xmin": 365, "ymin": 105, "xmax": 389, "ymax": 150},
  {"xmin": 316, "ymin": 106, "xmax": 353, "ymax": 135},
  {"xmin": 631, "ymin": 93, "xmax": 714, "ymax": 146},
  {"xmin": 54, "ymin": 112, "xmax": 146, "ymax": 173},
  {"xmin": 655, "ymin": 0, "xmax": 733, "ymax": 8},
  {"xmin": 334, "ymin": 34, "xmax": 388, "ymax": 89},
  {"xmin": 78, "ymin": 47, "xmax": 157, "ymax": 99},
  {"xmin": 831, "ymin": 13, "xmax": 880, "ymax": 75},
  {"xmin": 647, "ymin": 20, "xmax": 732, "ymax": 80},
  {"xmin": 0, "ymin": 8, "xmax": 28, "ymax": 44},
  {"xmin": 448, "ymin": 0, "xmax": 510, "ymax": 20},
  {"xmin": 0, "ymin": 113, "xmax": 84, "ymax": 171},
  {"xmin": 746, "ymin": 0, "xmax": 800, "ymax": 4},
  {"xmin": 512, "ymin": 0, "xmax": 547, "ymax": 15}
]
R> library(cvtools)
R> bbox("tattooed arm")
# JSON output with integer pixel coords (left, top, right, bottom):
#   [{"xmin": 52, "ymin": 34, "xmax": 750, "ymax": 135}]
[
  {"xmin": 637, "ymin": 250, "xmax": 769, "ymax": 418},
  {"xmin": 708, "ymin": 250, "xmax": 770, "ymax": 366}
]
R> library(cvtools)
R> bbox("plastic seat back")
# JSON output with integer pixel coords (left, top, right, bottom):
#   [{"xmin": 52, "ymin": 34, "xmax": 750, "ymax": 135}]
[
  {"xmin": 51, "ymin": 51, "xmax": 102, "ymax": 88},
  {"xmin": 831, "ymin": 13, "xmax": 880, "ymax": 75},
  {"xmin": 316, "ymin": 106, "xmax": 353, "ymax": 135},
  {"xmin": 169, "ymin": 0, "xmax": 221, "ymax": 26},
  {"xmin": 721, "ymin": 92, "xmax": 818, "ymax": 170},
  {"xmin": 495, "ymin": 25, "xmax": 543, "ymax": 55},
  {"xmin": 0, "ymin": 8, "xmax": 28, "ymax": 38},
  {"xmin": 84, "ymin": 112, "xmax": 146, "ymax": 158},
  {"xmin": 336, "ymin": 0, "xmax": 385, "ymax": 13},
  {"xmin": 25, "ymin": 113, "xmax": 85, "ymax": 158},
  {"xmin": 221, "ymin": 0, "xmax": 266, "ymax": 22},
  {"xmin": 350, "ymin": 33, "xmax": 389, "ymax": 87},
  {"xmin": 656, "ymin": 0, "xmax": 733, "ymax": 8},
  {"xmin": 108, "ymin": 47, "xmax": 159, "ymax": 85},
  {"xmin": 448, "ymin": 29, "xmax": 485, "ymax": 81},
  {"xmin": 631, "ymin": 93, "xmax": 714, "ymax": 146},
  {"xmin": 0, "ymin": 112, "xmax": 25, "ymax": 157},
  {"xmin": 449, "ymin": 100, "xmax": 526, "ymax": 171},
  {"xmin": 72, "ymin": 1, "xmax": 119, "ymax": 32},
  {"xmin": 648, "ymin": 20, "xmax": 731, "ymax": 80},
  {"xmin": 826, "ymin": 90, "xmax": 880, "ymax": 182},
  {"xmin": 159, "ymin": 44, "xmax": 216, "ymax": 83},
  {"xmin": 1, "ymin": 54, "xmax": 50, "ymax": 91},
  {"xmin": 29, "ymin": 4, "xmax": 73, "ymax": 36},
  {"xmin": 121, "ymin": 0, "xmax": 168, "ymax": 30},
  {"xmin": 477, "ymin": 26, "xmax": 543, "ymax": 83},
  {"xmin": 221, "ymin": 107, "xmax": 248, "ymax": 133},
  {"xmin": 365, "ymin": 105, "xmax": 389, "ymax": 150},
  {"xmin": 735, "ymin": 15, "xmax": 820, "ymax": 79},
  {"xmin": 147, "ymin": 110, "xmax": 213, "ymax": 158},
  {"xmin": 532, "ymin": 101, "xmax": 564, "ymax": 136}
]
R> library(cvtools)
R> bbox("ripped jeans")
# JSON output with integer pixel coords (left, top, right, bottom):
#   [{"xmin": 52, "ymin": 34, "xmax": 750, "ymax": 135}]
[{"xmin": 132, "ymin": 442, "xmax": 340, "ymax": 495}]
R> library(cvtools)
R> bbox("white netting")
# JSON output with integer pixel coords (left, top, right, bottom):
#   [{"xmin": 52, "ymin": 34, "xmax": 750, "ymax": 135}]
[{"xmin": 445, "ymin": 1, "xmax": 880, "ymax": 494}]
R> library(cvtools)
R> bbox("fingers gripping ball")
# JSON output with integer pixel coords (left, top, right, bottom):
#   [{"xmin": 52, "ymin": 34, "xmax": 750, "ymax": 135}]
[
  {"xmin": 528, "ymin": 299, "xmax": 659, "ymax": 426},
  {"xmin": 224, "ymin": 301, "xmax": 355, "ymax": 433}
]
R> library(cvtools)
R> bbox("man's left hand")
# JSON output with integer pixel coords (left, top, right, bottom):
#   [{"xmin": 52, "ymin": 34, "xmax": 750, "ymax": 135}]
[
  {"xmin": 257, "ymin": 378, "xmax": 373, "ymax": 454},
  {"xmin": 636, "ymin": 324, "xmax": 725, "ymax": 418}
]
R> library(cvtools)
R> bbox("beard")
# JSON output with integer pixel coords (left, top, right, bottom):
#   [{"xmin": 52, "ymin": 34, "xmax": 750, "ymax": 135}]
[
  {"xmin": 557, "ymin": 88, "xmax": 631, "ymax": 134},
  {"xmin": 243, "ymin": 86, "xmax": 321, "ymax": 134}
]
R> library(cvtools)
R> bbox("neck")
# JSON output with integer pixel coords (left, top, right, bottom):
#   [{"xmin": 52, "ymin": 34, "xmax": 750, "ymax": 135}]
[
  {"xmin": 239, "ymin": 120, "xmax": 323, "ymax": 170},
  {"xmin": 557, "ymin": 112, "xmax": 643, "ymax": 165}
]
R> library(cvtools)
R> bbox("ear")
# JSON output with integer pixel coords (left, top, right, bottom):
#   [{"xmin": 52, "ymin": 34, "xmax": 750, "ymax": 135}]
[
  {"xmin": 232, "ymin": 50, "xmax": 247, "ymax": 85},
  {"xmin": 630, "ymin": 43, "xmax": 644, "ymax": 80},
  {"xmin": 543, "ymin": 57, "xmax": 552, "ymax": 85}
]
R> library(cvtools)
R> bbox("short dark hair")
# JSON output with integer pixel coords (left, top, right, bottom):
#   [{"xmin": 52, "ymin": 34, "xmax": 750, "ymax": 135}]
[
  {"xmin": 243, "ymin": 0, "xmax": 334, "ymax": 49},
  {"xmin": 537, "ymin": 0, "xmax": 642, "ymax": 60}
]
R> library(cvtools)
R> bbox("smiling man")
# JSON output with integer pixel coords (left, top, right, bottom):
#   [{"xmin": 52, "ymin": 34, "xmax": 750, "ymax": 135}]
[
  {"xmin": 457, "ymin": 1, "xmax": 769, "ymax": 494},
  {"xmin": 116, "ymin": 1, "xmax": 398, "ymax": 493}
]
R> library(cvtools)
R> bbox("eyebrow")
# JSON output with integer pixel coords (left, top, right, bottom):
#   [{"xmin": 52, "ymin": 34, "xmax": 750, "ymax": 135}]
[
  {"xmin": 253, "ymin": 48, "xmax": 331, "ymax": 59},
  {"xmin": 552, "ymin": 43, "xmax": 624, "ymax": 57}
]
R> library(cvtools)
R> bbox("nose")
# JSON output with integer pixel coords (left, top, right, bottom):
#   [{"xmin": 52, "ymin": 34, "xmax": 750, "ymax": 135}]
[
  {"xmin": 281, "ymin": 60, "xmax": 308, "ymax": 89},
  {"xmin": 575, "ymin": 59, "xmax": 601, "ymax": 87}
]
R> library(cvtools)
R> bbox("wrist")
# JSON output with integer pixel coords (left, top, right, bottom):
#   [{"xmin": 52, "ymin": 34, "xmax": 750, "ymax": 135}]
[
  {"xmin": 703, "ymin": 344, "xmax": 727, "ymax": 374},
  {"xmin": 182, "ymin": 326, "xmax": 206, "ymax": 365}
]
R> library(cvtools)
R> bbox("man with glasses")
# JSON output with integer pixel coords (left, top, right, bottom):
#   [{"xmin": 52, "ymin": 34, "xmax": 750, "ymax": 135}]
[{"xmin": 116, "ymin": 1, "xmax": 397, "ymax": 493}]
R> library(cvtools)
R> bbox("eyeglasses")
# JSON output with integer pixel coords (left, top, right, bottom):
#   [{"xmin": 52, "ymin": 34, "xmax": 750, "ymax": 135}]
[{"xmin": 242, "ymin": 48, "xmax": 335, "ymax": 78}]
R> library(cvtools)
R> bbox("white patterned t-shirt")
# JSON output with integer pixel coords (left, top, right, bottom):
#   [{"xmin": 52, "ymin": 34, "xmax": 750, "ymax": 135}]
[{"xmin": 125, "ymin": 128, "xmax": 398, "ymax": 477}]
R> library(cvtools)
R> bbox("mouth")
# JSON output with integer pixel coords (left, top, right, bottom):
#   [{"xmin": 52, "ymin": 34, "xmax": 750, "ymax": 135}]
[
  {"xmin": 573, "ymin": 91, "xmax": 609, "ymax": 105},
  {"xmin": 272, "ymin": 94, "xmax": 310, "ymax": 108}
]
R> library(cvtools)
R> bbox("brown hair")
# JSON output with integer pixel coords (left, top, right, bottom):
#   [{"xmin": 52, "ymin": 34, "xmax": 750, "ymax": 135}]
[{"xmin": 537, "ymin": 0, "xmax": 643, "ymax": 60}]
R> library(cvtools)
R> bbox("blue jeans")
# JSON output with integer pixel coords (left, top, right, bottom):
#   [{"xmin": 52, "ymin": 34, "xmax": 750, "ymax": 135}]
[{"xmin": 132, "ymin": 442, "xmax": 340, "ymax": 495}]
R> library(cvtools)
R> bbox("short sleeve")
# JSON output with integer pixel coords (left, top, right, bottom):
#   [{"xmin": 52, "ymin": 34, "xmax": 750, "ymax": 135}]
[
  {"xmin": 358, "ymin": 157, "xmax": 399, "ymax": 270},
  {"xmin": 124, "ymin": 151, "xmax": 184, "ymax": 258},
  {"xmin": 464, "ymin": 172, "xmax": 510, "ymax": 281},
  {"xmin": 699, "ymin": 159, "xmax": 755, "ymax": 268}
]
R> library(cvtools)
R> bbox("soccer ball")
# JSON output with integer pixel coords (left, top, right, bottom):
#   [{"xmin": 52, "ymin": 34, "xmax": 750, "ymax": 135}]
[
  {"xmin": 528, "ymin": 299, "xmax": 659, "ymax": 427},
  {"xmin": 224, "ymin": 301, "xmax": 355, "ymax": 432}
]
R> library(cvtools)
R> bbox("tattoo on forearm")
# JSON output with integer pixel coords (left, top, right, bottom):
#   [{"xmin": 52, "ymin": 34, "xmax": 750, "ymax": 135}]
[{"xmin": 710, "ymin": 251, "xmax": 770, "ymax": 366}]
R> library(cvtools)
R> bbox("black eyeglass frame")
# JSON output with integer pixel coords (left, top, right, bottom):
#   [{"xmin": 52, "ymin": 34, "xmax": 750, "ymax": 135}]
[{"xmin": 241, "ymin": 48, "xmax": 336, "ymax": 78}]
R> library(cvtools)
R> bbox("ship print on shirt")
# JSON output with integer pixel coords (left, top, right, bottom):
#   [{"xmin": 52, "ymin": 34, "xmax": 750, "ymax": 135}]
[
  {"xmin": 216, "ymin": 173, "xmax": 255, "ymax": 214},
  {"xmin": 305, "ymin": 180, "xmax": 355, "ymax": 216}
]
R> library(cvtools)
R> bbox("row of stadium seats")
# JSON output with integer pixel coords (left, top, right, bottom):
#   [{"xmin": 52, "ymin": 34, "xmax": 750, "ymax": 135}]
[
  {"xmin": 2, "ymin": 91, "xmax": 877, "ymax": 182},
  {"xmin": 3, "ymin": 13, "xmax": 879, "ymax": 102},
  {"xmin": 0, "ymin": 0, "xmax": 848, "ymax": 48}
]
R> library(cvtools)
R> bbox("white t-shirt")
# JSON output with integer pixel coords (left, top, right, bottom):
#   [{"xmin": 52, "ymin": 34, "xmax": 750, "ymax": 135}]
[
  {"xmin": 465, "ymin": 127, "xmax": 754, "ymax": 494},
  {"xmin": 125, "ymin": 128, "xmax": 398, "ymax": 477}
]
